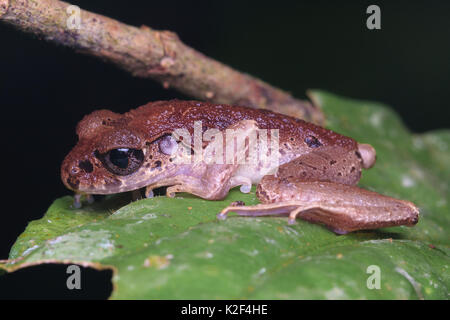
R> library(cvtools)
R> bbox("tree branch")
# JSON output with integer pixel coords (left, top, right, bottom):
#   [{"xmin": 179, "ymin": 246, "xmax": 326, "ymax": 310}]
[{"xmin": 0, "ymin": 0, "xmax": 324, "ymax": 124}]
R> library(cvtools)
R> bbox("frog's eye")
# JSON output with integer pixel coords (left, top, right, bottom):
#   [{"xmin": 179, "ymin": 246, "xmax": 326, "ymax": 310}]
[
  {"xmin": 100, "ymin": 148, "xmax": 144, "ymax": 175},
  {"xmin": 305, "ymin": 135, "xmax": 322, "ymax": 148}
]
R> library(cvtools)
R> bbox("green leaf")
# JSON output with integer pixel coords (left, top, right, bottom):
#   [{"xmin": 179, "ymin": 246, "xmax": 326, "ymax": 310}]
[{"xmin": 1, "ymin": 91, "xmax": 449, "ymax": 299}]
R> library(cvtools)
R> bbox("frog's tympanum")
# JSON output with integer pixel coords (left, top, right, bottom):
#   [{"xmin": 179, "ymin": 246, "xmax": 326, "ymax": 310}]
[{"xmin": 61, "ymin": 100, "xmax": 419, "ymax": 233}]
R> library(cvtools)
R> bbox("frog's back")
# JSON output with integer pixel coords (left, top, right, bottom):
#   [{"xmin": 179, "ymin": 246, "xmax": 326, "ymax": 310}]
[{"xmin": 127, "ymin": 100, "xmax": 357, "ymax": 151}]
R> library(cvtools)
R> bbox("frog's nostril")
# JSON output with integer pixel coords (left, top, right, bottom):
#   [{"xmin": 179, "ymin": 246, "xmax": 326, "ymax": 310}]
[{"xmin": 70, "ymin": 166, "xmax": 80, "ymax": 175}]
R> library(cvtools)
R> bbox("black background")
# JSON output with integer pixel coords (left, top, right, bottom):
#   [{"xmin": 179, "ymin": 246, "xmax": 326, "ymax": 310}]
[{"xmin": 0, "ymin": 0, "xmax": 449, "ymax": 298}]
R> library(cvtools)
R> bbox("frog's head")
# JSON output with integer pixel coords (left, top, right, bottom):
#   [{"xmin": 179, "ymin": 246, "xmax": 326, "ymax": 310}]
[{"xmin": 61, "ymin": 110, "xmax": 180, "ymax": 195}]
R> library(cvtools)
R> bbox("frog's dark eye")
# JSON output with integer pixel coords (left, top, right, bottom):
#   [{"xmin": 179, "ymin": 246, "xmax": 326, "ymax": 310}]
[
  {"xmin": 109, "ymin": 149, "xmax": 131, "ymax": 169},
  {"xmin": 100, "ymin": 148, "xmax": 144, "ymax": 175},
  {"xmin": 305, "ymin": 135, "xmax": 322, "ymax": 148}
]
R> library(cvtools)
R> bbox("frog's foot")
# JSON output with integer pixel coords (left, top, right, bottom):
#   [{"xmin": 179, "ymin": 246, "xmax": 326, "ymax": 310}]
[
  {"xmin": 217, "ymin": 194, "xmax": 419, "ymax": 234},
  {"xmin": 229, "ymin": 176, "xmax": 253, "ymax": 193},
  {"xmin": 217, "ymin": 202, "xmax": 300, "ymax": 221},
  {"xmin": 217, "ymin": 202, "xmax": 340, "ymax": 230},
  {"xmin": 72, "ymin": 193, "xmax": 94, "ymax": 209},
  {"xmin": 73, "ymin": 193, "xmax": 82, "ymax": 209},
  {"xmin": 287, "ymin": 207, "xmax": 303, "ymax": 225},
  {"xmin": 145, "ymin": 186, "xmax": 154, "ymax": 198},
  {"xmin": 166, "ymin": 185, "xmax": 185, "ymax": 198}
]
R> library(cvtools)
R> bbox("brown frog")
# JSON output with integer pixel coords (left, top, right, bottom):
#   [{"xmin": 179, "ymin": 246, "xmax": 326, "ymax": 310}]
[{"xmin": 61, "ymin": 100, "xmax": 419, "ymax": 233}]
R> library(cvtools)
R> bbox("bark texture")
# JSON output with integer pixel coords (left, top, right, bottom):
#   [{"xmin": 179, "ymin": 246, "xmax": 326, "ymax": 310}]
[{"xmin": 0, "ymin": 0, "xmax": 324, "ymax": 123}]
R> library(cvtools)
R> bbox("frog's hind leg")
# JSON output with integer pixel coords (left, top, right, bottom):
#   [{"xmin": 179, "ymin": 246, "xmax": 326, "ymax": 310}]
[
  {"xmin": 217, "ymin": 201, "xmax": 355, "ymax": 233},
  {"xmin": 217, "ymin": 202, "xmax": 303, "ymax": 220},
  {"xmin": 216, "ymin": 201, "xmax": 356, "ymax": 234},
  {"xmin": 286, "ymin": 206, "xmax": 349, "ymax": 234},
  {"xmin": 217, "ymin": 184, "xmax": 419, "ymax": 234}
]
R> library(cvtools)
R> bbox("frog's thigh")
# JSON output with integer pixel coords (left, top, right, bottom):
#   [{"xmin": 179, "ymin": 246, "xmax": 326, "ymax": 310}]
[{"xmin": 277, "ymin": 146, "xmax": 364, "ymax": 186}]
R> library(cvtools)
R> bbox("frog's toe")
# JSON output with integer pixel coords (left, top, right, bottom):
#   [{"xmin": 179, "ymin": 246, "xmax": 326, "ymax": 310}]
[
  {"xmin": 217, "ymin": 205, "xmax": 236, "ymax": 220},
  {"xmin": 166, "ymin": 185, "xmax": 181, "ymax": 198},
  {"xmin": 240, "ymin": 184, "xmax": 251, "ymax": 193},
  {"xmin": 216, "ymin": 212, "xmax": 228, "ymax": 220},
  {"xmin": 230, "ymin": 176, "xmax": 252, "ymax": 194},
  {"xmin": 145, "ymin": 187, "xmax": 154, "ymax": 198},
  {"xmin": 73, "ymin": 193, "xmax": 82, "ymax": 209},
  {"xmin": 331, "ymin": 228, "xmax": 349, "ymax": 235},
  {"xmin": 73, "ymin": 201, "xmax": 82, "ymax": 209}
]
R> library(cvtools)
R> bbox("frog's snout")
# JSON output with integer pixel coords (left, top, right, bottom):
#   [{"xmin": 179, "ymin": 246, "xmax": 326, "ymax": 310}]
[
  {"xmin": 61, "ymin": 153, "xmax": 95, "ymax": 192},
  {"xmin": 357, "ymin": 143, "xmax": 376, "ymax": 169},
  {"xmin": 61, "ymin": 158, "xmax": 82, "ymax": 191}
]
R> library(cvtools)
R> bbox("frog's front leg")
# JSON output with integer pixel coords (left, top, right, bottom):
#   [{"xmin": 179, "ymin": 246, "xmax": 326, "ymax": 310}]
[
  {"xmin": 218, "ymin": 176, "xmax": 419, "ymax": 234},
  {"xmin": 144, "ymin": 163, "xmax": 239, "ymax": 200},
  {"xmin": 72, "ymin": 193, "xmax": 95, "ymax": 208},
  {"xmin": 229, "ymin": 176, "xmax": 253, "ymax": 193}
]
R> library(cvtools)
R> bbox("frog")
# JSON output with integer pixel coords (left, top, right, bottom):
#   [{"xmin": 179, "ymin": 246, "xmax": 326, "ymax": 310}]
[{"xmin": 61, "ymin": 100, "xmax": 419, "ymax": 233}]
